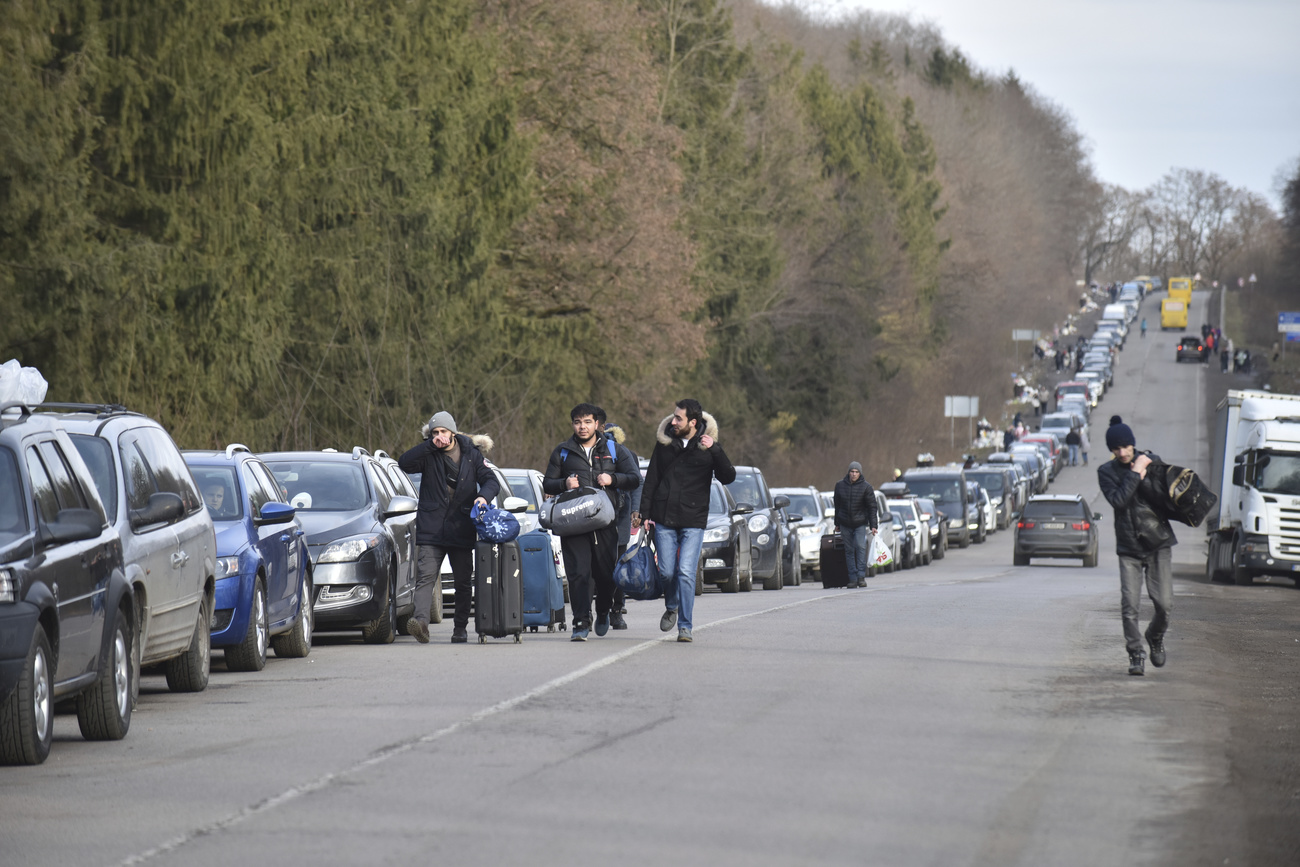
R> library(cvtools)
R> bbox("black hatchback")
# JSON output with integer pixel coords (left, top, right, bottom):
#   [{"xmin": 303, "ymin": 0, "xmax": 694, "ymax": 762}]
[{"xmin": 1013, "ymin": 494, "xmax": 1100, "ymax": 567}]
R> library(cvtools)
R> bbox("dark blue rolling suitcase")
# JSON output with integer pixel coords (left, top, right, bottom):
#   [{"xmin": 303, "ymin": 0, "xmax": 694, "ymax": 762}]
[{"xmin": 520, "ymin": 530, "xmax": 566, "ymax": 632}]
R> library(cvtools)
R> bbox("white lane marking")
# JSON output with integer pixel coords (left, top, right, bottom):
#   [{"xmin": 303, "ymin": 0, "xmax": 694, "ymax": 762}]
[{"xmin": 123, "ymin": 586, "xmax": 915, "ymax": 865}]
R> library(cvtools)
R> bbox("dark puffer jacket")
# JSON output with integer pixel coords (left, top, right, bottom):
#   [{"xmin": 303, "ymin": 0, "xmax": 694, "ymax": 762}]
[
  {"xmin": 398, "ymin": 433, "xmax": 500, "ymax": 549},
  {"xmin": 1097, "ymin": 451, "xmax": 1177, "ymax": 557},
  {"xmin": 640, "ymin": 412, "xmax": 736, "ymax": 529},
  {"xmin": 833, "ymin": 475, "xmax": 878, "ymax": 530}
]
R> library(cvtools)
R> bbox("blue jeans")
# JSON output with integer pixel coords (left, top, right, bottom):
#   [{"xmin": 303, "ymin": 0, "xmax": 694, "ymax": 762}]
[
  {"xmin": 1068, "ymin": 444, "xmax": 1080, "ymax": 466},
  {"xmin": 656, "ymin": 526, "xmax": 704, "ymax": 630},
  {"xmin": 843, "ymin": 525, "xmax": 869, "ymax": 584}
]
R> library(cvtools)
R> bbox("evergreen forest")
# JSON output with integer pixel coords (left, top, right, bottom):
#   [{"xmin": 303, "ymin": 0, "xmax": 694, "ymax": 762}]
[{"xmin": 2, "ymin": 0, "xmax": 1290, "ymax": 481}]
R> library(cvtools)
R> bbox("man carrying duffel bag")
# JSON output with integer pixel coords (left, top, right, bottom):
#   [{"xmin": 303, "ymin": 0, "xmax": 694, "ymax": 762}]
[{"xmin": 542, "ymin": 403, "xmax": 642, "ymax": 641}]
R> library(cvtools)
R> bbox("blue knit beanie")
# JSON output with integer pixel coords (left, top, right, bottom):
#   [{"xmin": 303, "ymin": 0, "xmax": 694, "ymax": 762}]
[{"xmin": 1105, "ymin": 415, "xmax": 1135, "ymax": 450}]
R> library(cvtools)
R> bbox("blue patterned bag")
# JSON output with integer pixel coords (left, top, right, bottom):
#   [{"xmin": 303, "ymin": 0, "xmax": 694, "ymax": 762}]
[
  {"xmin": 613, "ymin": 526, "xmax": 664, "ymax": 601},
  {"xmin": 471, "ymin": 502, "xmax": 521, "ymax": 543}
]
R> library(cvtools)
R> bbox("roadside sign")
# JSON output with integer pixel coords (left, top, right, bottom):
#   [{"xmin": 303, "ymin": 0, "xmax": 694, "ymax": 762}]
[
  {"xmin": 1278, "ymin": 312, "xmax": 1300, "ymax": 333},
  {"xmin": 944, "ymin": 396, "xmax": 978, "ymax": 418},
  {"xmin": 1011, "ymin": 329, "xmax": 1040, "ymax": 341}
]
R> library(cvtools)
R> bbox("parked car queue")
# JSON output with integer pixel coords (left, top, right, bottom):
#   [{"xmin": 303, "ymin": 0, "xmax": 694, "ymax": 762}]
[{"xmin": 3, "ymin": 357, "xmax": 1114, "ymax": 765}]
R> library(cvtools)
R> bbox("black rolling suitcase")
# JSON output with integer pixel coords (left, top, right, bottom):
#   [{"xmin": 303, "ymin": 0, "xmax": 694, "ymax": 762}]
[
  {"xmin": 820, "ymin": 534, "xmax": 850, "ymax": 588},
  {"xmin": 474, "ymin": 540, "xmax": 524, "ymax": 643}
]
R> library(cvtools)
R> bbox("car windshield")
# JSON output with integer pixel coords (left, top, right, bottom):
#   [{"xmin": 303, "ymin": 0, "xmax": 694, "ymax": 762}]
[
  {"xmin": 0, "ymin": 447, "xmax": 30, "ymax": 547},
  {"xmin": 188, "ymin": 466, "xmax": 242, "ymax": 521},
  {"xmin": 964, "ymin": 471, "xmax": 1006, "ymax": 493},
  {"xmin": 266, "ymin": 461, "xmax": 369, "ymax": 511},
  {"xmin": 1023, "ymin": 500, "xmax": 1087, "ymax": 520},
  {"xmin": 708, "ymin": 484, "xmax": 729, "ymax": 515},
  {"xmin": 1041, "ymin": 417, "xmax": 1072, "ymax": 430},
  {"xmin": 504, "ymin": 473, "xmax": 538, "ymax": 512},
  {"xmin": 1253, "ymin": 452, "xmax": 1300, "ymax": 495},
  {"xmin": 889, "ymin": 504, "xmax": 915, "ymax": 522},
  {"xmin": 726, "ymin": 473, "xmax": 766, "ymax": 508},
  {"xmin": 784, "ymin": 493, "xmax": 820, "ymax": 519},
  {"xmin": 68, "ymin": 434, "xmax": 119, "ymax": 523},
  {"xmin": 904, "ymin": 478, "xmax": 961, "ymax": 503}
]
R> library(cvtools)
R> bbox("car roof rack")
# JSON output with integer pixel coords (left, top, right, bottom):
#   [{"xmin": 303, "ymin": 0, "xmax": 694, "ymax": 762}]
[
  {"xmin": 0, "ymin": 401, "xmax": 33, "ymax": 427},
  {"xmin": 36, "ymin": 401, "xmax": 137, "ymax": 418},
  {"xmin": 224, "ymin": 443, "xmax": 252, "ymax": 459},
  {"xmin": 351, "ymin": 446, "xmax": 371, "ymax": 460},
  {"xmin": 372, "ymin": 449, "xmax": 390, "ymax": 460}
]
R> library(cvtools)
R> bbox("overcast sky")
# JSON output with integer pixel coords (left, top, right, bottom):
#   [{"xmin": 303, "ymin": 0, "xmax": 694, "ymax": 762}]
[{"xmin": 810, "ymin": 0, "xmax": 1300, "ymax": 208}]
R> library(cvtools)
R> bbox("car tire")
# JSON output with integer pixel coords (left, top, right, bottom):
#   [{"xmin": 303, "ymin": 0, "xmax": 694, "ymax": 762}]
[
  {"xmin": 77, "ymin": 606, "xmax": 133, "ymax": 741},
  {"xmin": 226, "ymin": 578, "xmax": 269, "ymax": 672},
  {"xmin": 957, "ymin": 531, "xmax": 970, "ymax": 549},
  {"xmin": 923, "ymin": 549, "xmax": 932, "ymax": 567},
  {"xmin": 763, "ymin": 556, "xmax": 782, "ymax": 590},
  {"xmin": 429, "ymin": 579, "xmax": 444, "ymax": 625},
  {"xmin": 0, "ymin": 625, "xmax": 54, "ymax": 765},
  {"xmin": 273, "ymin": 569, "xmax": 314, "ymax": 658},
  {"xmin": 362, "ymin": 577, "xmax": 398, "ymax": 645},
  {"xmin": 694, "ymin": 560, "xmax": 703, "ymax": 596},
  {"xmin": 164, "ymin": 598, "xmax": 211, "ymax": 693},
  {"xmin": 932, "ymin": 535, "xmax": 945, "ymax": 561},
  {"xmin": 1082, "ymin": 547, "xmax": 1098, "ymax": 568},
  {"xmin": 719, "ymin": 544, "xmax": 741, "ymax": 593},
  {"xmin": 1013, "ymin": 552, "xmax": 1030, "ymax": 566}
]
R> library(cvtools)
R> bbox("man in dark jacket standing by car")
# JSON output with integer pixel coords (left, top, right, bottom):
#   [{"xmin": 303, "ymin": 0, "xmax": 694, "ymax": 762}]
[
  {"xmin": 543, "ymin": 404, "xmax": 642, "ymax": 641},
  {"xmin": 636, "ymin": 399, "xmax": 736, "ymax": 643},
  {"xmin": 399, "ymin": 412, "xmax": 499, "ymax": 644},
  {"xmin": 1097, "ymin": 415, "xmax": 1176, "ymax": 676},
  {"xmin": 833, "ymin": 462, "xmax": 878, "ymax": 588}
]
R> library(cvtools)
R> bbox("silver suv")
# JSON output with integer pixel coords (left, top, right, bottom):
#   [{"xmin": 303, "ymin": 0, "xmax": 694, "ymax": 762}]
[{"xmin": 43, "ymin": 405, "xmax": 215, "ymax": 697}]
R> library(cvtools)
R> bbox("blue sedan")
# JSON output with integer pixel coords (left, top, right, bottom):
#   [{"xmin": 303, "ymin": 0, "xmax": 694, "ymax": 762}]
[{"xmin": 183, "ymin": 445, "xmax": 313, "ymax": 670}]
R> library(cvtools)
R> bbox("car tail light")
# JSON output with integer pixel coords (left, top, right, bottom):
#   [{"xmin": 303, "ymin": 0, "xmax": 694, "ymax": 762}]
[
  {"xmin": 1017, "ymin": 521, "xmax": 1034, "ymax": 529},
  {"xmin": 1072, "ymin": 522, "xmax": 1090, "ymax": 530}
]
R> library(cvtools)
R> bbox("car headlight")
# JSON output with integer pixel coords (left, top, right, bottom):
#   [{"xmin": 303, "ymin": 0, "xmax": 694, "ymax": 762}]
[
  {"xmin": 747, "ymin": 514, "xmax": 770, "ymax": 533},
  {"xmin": 796, "ymin": 525, "xmax": 817, "ymax": 537},
  {"xmin": 0, "ymin": 569, "xmax": 13, "ymax": 603},
  {"xmin": 948, "ymin": 519, "xmax": 960, "ymax": 528},
  {"xmin": 318, "ymin": 535, "xmax": 381, "ymax": 563},
  {"xmin": 990, "ymin": 496, "xmax": 1002, "ymax": 506},
  {"xmin": 702, "ymin": 526, "xmax": 729, "ymax": 543},
  {"xmin": 215, "ymin": 556, "xmax": 241, "ymax": 579}
]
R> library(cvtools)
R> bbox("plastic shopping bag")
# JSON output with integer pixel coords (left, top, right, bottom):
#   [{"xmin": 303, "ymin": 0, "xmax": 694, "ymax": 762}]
[
  {"xmin": 613, "ymin": 526, "xmax": 665, "ymax": 601},
  {"xmin": 869, "ymin": 533, "xmax": 894, "ymax": 569},
  {"xmin": 0, "ymin": 359, "xmax": 48, "ymax": 407}
]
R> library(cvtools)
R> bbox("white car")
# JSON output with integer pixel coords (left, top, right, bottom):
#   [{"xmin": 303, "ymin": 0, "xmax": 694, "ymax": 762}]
[
  {"xmin": 885, "ymin": 497, "xmax": 932, "ymax": 568},
  {"xmin": 771, "ymin": 486, "xmax": 833, "ymax": 578}
]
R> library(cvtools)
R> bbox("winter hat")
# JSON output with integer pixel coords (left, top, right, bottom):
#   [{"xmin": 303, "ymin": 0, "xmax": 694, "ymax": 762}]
[
  {"xmin": 1105, "ymin": 415, "xmax": 1135, "ymax": 450},
  {"xmin": 427, "ymin": 411, "xmax": 457, "ymax": 434},
  {"xmin": 848, "ymin": 461, "xmax": 863, "ymax": 473}
]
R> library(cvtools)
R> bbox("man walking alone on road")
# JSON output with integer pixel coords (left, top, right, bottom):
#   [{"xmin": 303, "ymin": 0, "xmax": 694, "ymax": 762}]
[
  {"xmin": 1097, "ymin": 416, "xmax": 1177, "ymax": 676},
  {"xmin": 399, "ymin": 412, "xmax": 498, "ymax": 644},
  {"xmin": 833, "ymin": 462, "xmax": 878, "ymax": 588},
  {"xmin": 636, "ymin": 399, "xmax": 736, "ymax": 643},
  {"xmin": 543, "ymin": 404, "xmax": 642, "ymax": 641}
]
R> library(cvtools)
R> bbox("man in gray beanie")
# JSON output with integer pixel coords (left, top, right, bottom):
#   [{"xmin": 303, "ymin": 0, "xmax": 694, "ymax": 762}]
[
  {"xmin": 399, "ymin": 411, "xmax": 499, "ymax": 643},
  {"xmin": 1097, "ymin": 415, "xmax": 1176, "ymax": 676},
  {"xmin": 833, "ymin": 461, "xmax": 878, "ymax": 588}
]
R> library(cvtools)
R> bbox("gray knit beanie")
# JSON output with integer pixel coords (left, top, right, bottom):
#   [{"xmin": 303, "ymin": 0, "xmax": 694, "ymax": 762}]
[
  {"xmin": 848, "ymin": 461, "xmax": 863, "ymax": 473},
  {"xmin": 428, "ymin": 411, "xmax": 457, "ymax": 434}
]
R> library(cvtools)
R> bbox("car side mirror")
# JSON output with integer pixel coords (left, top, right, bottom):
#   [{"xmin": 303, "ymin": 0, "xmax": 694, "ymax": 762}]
[
  {"xmin": 1231, "ymin": 465, "xmax": 1244, "ymax": 486},
  {"xmin": 773, "ymin": 495, "xmax": 791, "ymax": 509},
  {"xmin": 731, "ymin": 503, "xmax": 754, "ymax": 516},
  {"xmin": 1092, "ymin": 511, "xmax": 1104, "ymax": 521},
  {"xmin": 129, "ymin": 491, "xmax": 184, "ymax": 529},
  {"xmin": 502, "ymin": 496, "xmax": 529, "ymax": 514},
  {"xmin": 787, "ymin": 514, "xmax": 804, "ymax": 524},
  {"xmin": 383, "ymin": 495, "xmax": 418, "ymax": 519},
  {"xmin": 42, "ymin": 508, "xmax": 103, "ymax": 545},
  {"xmin": 255, "ymin": 501, "xmax": 297, "ymax": 526}
]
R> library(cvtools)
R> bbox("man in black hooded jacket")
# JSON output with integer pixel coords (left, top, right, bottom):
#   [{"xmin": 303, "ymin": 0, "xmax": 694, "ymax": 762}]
[
  {"xmin": 833, "ymin": 461, "xmax": 878, "ymax": 588},
  {"xmin": 398, "ymin": 411, "xmax": 499, "ymax": 644},
  {"xmin": 1097, "ymin": 415, "xmax": 1176, "ymax": 676}
]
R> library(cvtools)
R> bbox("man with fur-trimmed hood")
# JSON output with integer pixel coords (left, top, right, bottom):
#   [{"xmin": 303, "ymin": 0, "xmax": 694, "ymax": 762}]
[
  {"xmin": 399, "ymin": 411, "xmax": 499, "ymax": 644},
  {"xmin": 636, "ymin": 398, "xmax": 736, "ymax": 642}
]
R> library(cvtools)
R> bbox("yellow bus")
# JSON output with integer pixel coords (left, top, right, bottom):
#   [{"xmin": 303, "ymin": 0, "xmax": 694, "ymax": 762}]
[
  {"xmin": 1161, "ymin": 297, "xmax": 1188, "ymax": 330},
  {"xmin": 1168, "ymin": 276, "xmax": 1193, "ymax": 303}
]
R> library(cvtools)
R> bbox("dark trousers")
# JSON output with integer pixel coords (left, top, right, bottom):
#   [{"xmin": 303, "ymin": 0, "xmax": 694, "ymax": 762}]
[
  {"xmin": 414, "ymin": 544, "xmax": 474, "ymax": 630},
  {"xmin": 561, "ymin": 524, "xmax": 618, "ymax": 628}
]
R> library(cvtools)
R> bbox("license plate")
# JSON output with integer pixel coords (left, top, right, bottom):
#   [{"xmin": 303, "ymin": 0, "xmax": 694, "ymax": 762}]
[{"xmin": 1042, "ymin": 522, "xmax": 1065, "ymax": 529}]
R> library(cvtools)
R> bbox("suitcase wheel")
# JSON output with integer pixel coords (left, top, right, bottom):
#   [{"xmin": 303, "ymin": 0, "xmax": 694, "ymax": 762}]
[
  {"xmin": 546, "ymin": 624, "xmax": 556, "ymax": 633},
  {"xmin": 478, "ymin": 634, "xmax": 486, "ymax": 644},
  {"xmin": 514, "ymin": 634, "xmax": 522, "ymax": 644}
]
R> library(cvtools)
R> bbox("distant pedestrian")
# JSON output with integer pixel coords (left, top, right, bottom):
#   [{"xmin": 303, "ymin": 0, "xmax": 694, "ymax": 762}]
[
  {"xmin": 1098, "ymin": 416, "xmax": 1177, "ymax": 677},
  {"xmin": 1140, "ymin": 318, "xmax": 1147, "ymax": 338},
  {"xmin": 1003, "ymin": 427, "xmax": 1016, "ymax": 450},
  {"xmin": 833, "ymin": 462, "xmax": 878, "ymax": 589},
  {"xmin": 399, "ymin": 411, "xmax": 499, "ymax": 644},
  {"xmin": 543, "ymin": 403, "xmax": 642, "ymax": 641},
  {"xmin": 1065, "ymin": 427, "xmax": 1081, "ymax": 466},
  {"xmin": 637, "ymin": 399, "xmax": 736, "ymax": 643},
  {"xmin": 1079, "ymin": 426, "xmax": 1091, "ymax": 466}
]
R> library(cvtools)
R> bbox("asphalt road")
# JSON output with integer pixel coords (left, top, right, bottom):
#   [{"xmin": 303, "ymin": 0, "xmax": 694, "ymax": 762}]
[{"xmin": 3, "ymin": 289, "xmax": 1297, "ymax": 867}]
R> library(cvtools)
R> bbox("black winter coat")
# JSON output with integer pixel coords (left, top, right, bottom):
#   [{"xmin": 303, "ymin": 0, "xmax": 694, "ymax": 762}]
[
  {"xmin": 398, "ymin": 434, "xmax": 500, "ymax": 549},
  {"xmin": 833, "ymin": 476, "xmax": 878, "ymax": 529},
  {"xmin": 640, "ymin": 413, "xmax": 736, "ymax": 529},
  {"xmin": 1097, "ymin": 451, "xmax": 1177, "ymax": 557},
  {"xmin": 542, "ymin": 434, "xmax": 642, "ymax": 525}
]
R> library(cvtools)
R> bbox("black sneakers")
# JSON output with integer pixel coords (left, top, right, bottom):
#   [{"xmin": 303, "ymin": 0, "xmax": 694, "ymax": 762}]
[
  {"xmin": 1128, "ymin": 653, "xmax": 1145, "ymax": 676},
  {"xmin": 1146, "ymin": 633, "xmax": 1166, "ymax": 667},
  {"xmin": 609, "ymin": 611, "xmax": 628, "ymax": 630},
  {"xmin": 451, "ymin": 628, "xmax": 468, "ymax": 644}
]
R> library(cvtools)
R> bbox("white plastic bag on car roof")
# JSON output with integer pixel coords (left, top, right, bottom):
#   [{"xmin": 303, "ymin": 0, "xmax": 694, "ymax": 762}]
[{"xmin": 0, "ymin": 359, "xmax": 48, "ymax": 407}]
